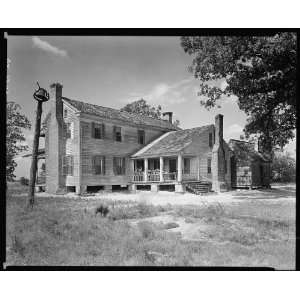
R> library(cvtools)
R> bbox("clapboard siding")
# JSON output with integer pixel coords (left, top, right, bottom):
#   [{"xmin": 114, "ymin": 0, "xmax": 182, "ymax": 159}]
[
  {"xmin": 79, "ymin": 118, "xmax": 167, "ymax": 186},
  {"xmin": 62, "ymin": 104, "xmax": 80, "ymax": 186}
]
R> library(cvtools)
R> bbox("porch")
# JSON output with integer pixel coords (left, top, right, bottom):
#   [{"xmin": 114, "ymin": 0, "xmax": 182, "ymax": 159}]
[{"xmin": 131, "ymin": 155, "xmax": 199, "ymax": 184}]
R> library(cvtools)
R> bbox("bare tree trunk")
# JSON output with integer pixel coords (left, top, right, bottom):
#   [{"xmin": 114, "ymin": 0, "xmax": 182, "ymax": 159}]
[{"xmin": 28, "ymin": 101, "xmax": 43, "ymax": 208}]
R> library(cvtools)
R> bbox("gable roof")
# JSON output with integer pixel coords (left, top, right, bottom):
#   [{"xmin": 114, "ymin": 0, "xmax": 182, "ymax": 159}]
[
  {"xmin": 62, "ymin": 97, "xmax": 179, "ymax": 131},
  {"xmin": 132, "ymin": 125, "xmax": 213, "ymax": 158},
  {"xmin": 228, "ymin": 139, "xmax": 270, "ymax": 162}
]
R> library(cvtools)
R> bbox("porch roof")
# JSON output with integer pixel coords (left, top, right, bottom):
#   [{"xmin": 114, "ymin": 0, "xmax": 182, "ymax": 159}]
[{"xmin": 132, "ymin": 125, "xmax": 213, "ymax": 158}]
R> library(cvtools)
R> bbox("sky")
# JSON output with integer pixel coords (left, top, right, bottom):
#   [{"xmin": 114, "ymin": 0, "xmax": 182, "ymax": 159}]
[{"xmin": 7, "ymin": 36, "xmax": 296, "ymax": 178}]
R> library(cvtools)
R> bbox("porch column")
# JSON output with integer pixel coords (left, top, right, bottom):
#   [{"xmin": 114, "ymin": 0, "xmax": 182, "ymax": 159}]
[
  {"xmin": 159, "ymin": 157, "xmax": 164, "ymax": 182},
  {"xmin": 130, "ymin": 159, "xmax": 135, "ymax": 182},
  {"xmin": 177, "ymin": 154, "xmax": 182, "ymax": 182},
  {"xmin": 144, "ymin": 158, "xmax": 148, "ymax": 182}
]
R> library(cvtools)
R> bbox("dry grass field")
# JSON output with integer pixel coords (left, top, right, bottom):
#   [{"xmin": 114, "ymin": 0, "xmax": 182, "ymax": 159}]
[{"xmin": 5, "ymin": 182, "xmax": 295, "ymax": 269}]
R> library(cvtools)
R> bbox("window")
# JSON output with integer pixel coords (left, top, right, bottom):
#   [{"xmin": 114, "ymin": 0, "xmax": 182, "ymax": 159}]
[
  {"xmin": 113, "ymin": 157, "xmax": 126, "ymax": 175},
  {"xmin": 138, "ymin": 130, "xmax": 145, "ymax": 145},
  {"xmin": 62, "ymin": 156, "xmax": 74, "ymax": 176},
  {"xmin": 113, "ymin": 126, "xmax": 122, "ymax": 142},
  {"xmin": 64, "ymin": 109, "xmax": 68, "ymax": 118},
  {"xmin": 184, "ymin": 158, "xmax": 190, "ymax": 174},
  {"xmin": 91, "ymin": 122, "xmax": 105, "ymax": 139},
  {"xmin": 207, "ymin": 158, "xmax": 212, "ymax": 174},
  {"xmin": 93, "ymin": 156, "xmax": 105, "ymax": 175},
  {"xmin": 65, "ymin": 122, "xmax": 73, "ymax": 139},
  {"xmin": 225, "ymin": 159, "xmax": 227, "ymax": 174},
  {"xmin": 209, "ymin": 132, "xmax": 213, "ymax": 148}
]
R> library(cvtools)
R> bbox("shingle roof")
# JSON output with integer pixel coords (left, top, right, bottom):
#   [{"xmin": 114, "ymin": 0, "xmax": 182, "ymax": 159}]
[
  {"xmin": 62, "ymin": 97, "xmax": 179, "ymax": 131},
  {"xmin": 228, "ymin": 139, "xmax": 270, "ymax": 162},
  {"xmin": 132, "ymin": 125, "xmax": 214, "ymax": 157}
]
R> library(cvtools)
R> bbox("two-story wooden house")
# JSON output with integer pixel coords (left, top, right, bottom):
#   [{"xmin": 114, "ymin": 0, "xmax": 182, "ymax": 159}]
[{"xmin": 41, "ymin": 82, "xmax": 270, "ymax": 195}]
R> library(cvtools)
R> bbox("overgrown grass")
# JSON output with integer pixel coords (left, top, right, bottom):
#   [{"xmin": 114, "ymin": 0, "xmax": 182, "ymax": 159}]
[{"xmin": 6, "ymin": 182, "xmax": 296, "ymax": 268}]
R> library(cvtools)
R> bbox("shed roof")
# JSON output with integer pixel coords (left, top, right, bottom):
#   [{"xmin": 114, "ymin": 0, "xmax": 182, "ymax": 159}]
[
  {"xmin": 62, "ymin": 97, "xmax": 179, "ymax": 131},
  {"xmin": 132, "ymin": 125, "xmax": 213, "ymax": 158}
]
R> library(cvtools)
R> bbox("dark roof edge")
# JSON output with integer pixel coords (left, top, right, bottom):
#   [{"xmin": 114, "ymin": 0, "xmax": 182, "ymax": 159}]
[{"xmin": 62, "ymin": 97, "xmax": 180, "ymax": 131}]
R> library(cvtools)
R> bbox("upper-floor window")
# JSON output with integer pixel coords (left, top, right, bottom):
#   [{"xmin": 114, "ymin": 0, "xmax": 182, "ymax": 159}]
[
  {"xmin": 138, "ymin": 130, "xmax": 145, "ymax": 145},
  {"xmin": 113, "ymin": 157, "xmax": 126, "ymax": 175},
  {"xmin": 207, "ymin": 158, "xmax": 212, "ymax": 174},
  {"xmin": 209, "ymin": 132, "xmax": 213, "ymax": 148},
  {"xmin": 64, "ymin": 108, "xmax": 68, "ymax": 118},
  {"xmin": 66, "ymin": 122, "xmax": 74, "ymax": 139},
  {"xmin": 91, "ymin": 122, "xmax": 105, "ymax": 139},
  {"xmin": 93, "ymin": 155, "xmax": 105, "ymax": 175},
  {"xmin": 113, "ymin": 126, "xmax": 122, "ymax": 142},
  {"xmin": 184, "ymin": 158, "xmax": 190, "ymax": 174},
  {"xmin": 62, "ymin": 155, "xmax": 74, "ymax": 176}
]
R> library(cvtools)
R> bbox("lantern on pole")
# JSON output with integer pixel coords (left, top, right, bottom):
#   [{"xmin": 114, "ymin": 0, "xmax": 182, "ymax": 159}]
[{"xmin": 28, "ymin": 82, "xmax": 49, "ymax": 207}]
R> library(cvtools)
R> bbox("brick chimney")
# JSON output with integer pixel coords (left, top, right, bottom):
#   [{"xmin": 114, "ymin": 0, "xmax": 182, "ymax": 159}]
[
  {"xmin": 46, "ymin": 82, "xmax": 65, "ymax": 193},
  {"xmin": 162, "ymin": 112, "xmax": 173, "ymax": 124},
  {"xmin": 212, "ymin": 114, "xmax": 227, "ymax": 192},
  {"xmin": 50, "ymin": 83, "xmax": 63, "ymax": 122},
  {"xmin": 215, "ymin": 114, "xmax": 223, "ymax": 146}
]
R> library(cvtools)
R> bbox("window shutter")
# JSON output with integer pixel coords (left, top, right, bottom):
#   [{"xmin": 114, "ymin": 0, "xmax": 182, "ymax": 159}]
[
  {"xmin": 92, "ymin": 156, "xmax": 95, "ymax": 174},
  {"xmin": 91, "ymin": 122, "xmax": 95, "ymax": 138},
  {"xmin": 122, "ymin": 158, "xmax": 126, "ymax": 174},
  {"xmin": 71, "ymin": 156, "xmax": 74, "ymax": 175},
  {"xmin": 103, "ymin": 156, "xmax": 106, "ymax": 175},
  {"xmin": 102, "ymin": 124, "xmax": 105, "ymax": 139},
  {"xmin": 113, "ymin": 157, "xmax": 116, "ymax": 175}
]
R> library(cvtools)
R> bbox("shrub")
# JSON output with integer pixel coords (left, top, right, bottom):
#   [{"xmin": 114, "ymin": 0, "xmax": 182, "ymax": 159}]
[
  {"xmin": 20, "ymin": 177, "xmax": 29, "ymax": 186},
  {"xmin": 95, "ymin": 205, "xmax": 109, "ymax": 217}
]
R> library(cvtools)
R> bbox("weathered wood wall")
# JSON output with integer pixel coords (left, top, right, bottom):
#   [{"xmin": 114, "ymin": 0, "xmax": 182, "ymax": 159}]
[{"xmin": 79, "ymin": 114, "xmax": 168, "ymax": 187}]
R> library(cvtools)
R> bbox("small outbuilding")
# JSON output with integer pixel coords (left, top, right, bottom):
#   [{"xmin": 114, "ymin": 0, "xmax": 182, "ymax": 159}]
[{"xmin": 228, "ymin": 139, "xmax": 271, "ymax": 189}]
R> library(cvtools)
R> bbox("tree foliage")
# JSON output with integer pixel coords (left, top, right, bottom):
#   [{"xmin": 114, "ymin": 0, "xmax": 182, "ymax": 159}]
[
  {"xmin": 6, "ymin": 58, "xmax": 31, "ymax": 181},
  {"xmin": 121, "ymin": 98, "xmax": 180, "ymax": 126},
  {"xmin": 271, "ymin": 151, "xmax": 296, "ymax": 182},
  {"xmin": 181, "ymin": 33, "xmax": 296, "ymax": 155},
  {"xmin": 6, "ymin": 102, "xmax": 31, "ymax": 181}
]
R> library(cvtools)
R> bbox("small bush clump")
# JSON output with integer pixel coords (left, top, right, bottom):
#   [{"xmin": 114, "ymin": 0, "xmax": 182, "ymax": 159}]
[
  {"xmin": 20, "ymin": 177, "xmax": 29, "ymax": 186},
  {"xmin": 95, "ymin": 205, "xmax": 109, "ymax": 217}
]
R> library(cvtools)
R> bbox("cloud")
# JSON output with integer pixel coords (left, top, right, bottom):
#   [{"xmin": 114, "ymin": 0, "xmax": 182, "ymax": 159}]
[
  {"xmin": 224, "ymin": 123, "xmax": 244, "ymax": 140},
  {"xmin": 32, "ymin": 36, "xmax": 68, "ymax": 57},
  {"xmin": 121, "ymin": 78, "xmax": 194, "ymax": 106}
]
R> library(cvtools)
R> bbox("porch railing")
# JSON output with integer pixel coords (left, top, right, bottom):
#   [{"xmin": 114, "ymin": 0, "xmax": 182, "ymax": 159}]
[
  {"xmin": 236, "ymin": 175, "xmax": 252, "ymax": 187},
  {"xmin": 163, "ymin": 172, "xmax": 177, "ymax": 181},
  {"xmin": 132, "ymin": 171, "xmax": 199, "ymax": 182},
  {"xmin": 147, "ymin": 170, "xmax": 160, "ymax": 182}
]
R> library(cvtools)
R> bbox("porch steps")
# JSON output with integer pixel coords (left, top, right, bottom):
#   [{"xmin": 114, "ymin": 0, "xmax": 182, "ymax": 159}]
[{"xmin": 185, "ymin": 181, "xmax": 211, "ymax": 195}]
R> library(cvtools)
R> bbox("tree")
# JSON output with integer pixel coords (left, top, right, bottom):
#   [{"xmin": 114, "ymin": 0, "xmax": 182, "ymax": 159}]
[
  {"xmin": 181, "ymin": 34, "xmax": 296, "ymax": 157},
  {"xmin": 6, "ymin": 102, "xmax": 31, "ymax": 181},
  {"xmin": 271, "ymin": 151, "xmax": 296, "ymax": 182},
  {"xmin": 121, "ymin": 98, "xmax": 180, "ymax": 126},
  {"xmin": 6, "ymin": 59, "xmax": 31, "ymax": 181}
]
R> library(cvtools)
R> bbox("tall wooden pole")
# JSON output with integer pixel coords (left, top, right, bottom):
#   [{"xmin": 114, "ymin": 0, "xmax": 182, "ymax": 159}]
[{"xmin": 28, "ymin": 101, "xmax": 43, "ymax": 207}]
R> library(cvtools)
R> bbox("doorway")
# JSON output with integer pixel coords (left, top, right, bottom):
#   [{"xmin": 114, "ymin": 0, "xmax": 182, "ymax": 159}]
[{"xmin": 169, "ymin": 159, "xmax": 177, "ymax": 173}]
